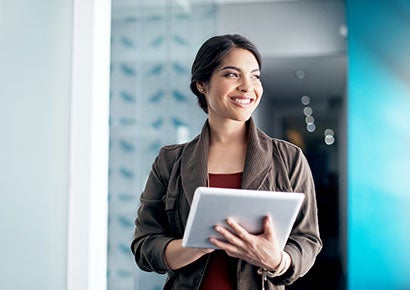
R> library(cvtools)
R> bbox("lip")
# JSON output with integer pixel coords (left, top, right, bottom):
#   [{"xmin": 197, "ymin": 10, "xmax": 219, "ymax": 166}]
[{"xmin": 229, "ymin": 96, "xmax": 255, "ymax": 107}]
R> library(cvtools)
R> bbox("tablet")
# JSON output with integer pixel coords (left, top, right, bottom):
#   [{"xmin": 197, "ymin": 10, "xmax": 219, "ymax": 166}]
[{"xmin": 182, "ymin": 187, "xmax": 304, "ymax": 250}]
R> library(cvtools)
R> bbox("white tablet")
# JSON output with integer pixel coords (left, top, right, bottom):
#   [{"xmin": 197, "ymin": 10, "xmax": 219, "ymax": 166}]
[{"xmin": 182, "ymin": 187, "xmax": 304, "ymax": 250}]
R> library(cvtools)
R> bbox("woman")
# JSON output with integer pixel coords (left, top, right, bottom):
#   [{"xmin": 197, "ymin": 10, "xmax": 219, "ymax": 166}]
[{"xmin": 131, "ymin": 34, "xmax": 322, "ymax": 290}]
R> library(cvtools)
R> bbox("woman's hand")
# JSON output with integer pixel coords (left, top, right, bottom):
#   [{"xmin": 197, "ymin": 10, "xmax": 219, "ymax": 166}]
[{"xmin": 209, "ymin": 215, "xmax": 282, "ymax": 271}]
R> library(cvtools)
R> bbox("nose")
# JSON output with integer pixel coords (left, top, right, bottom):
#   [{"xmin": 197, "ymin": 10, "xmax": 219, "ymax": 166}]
[{"xmin": 238, "ymin": 77, "xmax": 253, "ymax": 93}]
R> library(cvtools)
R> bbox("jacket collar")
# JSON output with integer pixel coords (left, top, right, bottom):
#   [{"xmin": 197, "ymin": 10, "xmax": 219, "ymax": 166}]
[{"xmin": 181, "ymin": 117, "xmax": 273, "ymax": 205}]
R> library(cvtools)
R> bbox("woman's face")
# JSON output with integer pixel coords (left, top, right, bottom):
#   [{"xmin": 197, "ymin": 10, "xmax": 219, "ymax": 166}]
[{"xmin": 199, "ymin": 47, "xmax": 263, "ymax": 123}]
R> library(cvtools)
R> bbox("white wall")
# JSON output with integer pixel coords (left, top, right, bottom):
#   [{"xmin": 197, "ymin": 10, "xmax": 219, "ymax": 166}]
[
  {"xmin": 0, "ymin": 1, "xmax": 111, "ymax": 290},
  {"xmin": 0, "ymin": 0, "xmax": 73, "ymax": 289}
]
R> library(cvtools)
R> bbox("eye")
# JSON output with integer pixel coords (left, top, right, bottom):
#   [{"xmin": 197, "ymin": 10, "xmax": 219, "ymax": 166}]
[
  {"xmin": 224, "ymin": 72, "xmax": 239, "ymax": 78},
  {"xmin": 252, "ymin": 74, "xmax": 261, "ymax": 80}
]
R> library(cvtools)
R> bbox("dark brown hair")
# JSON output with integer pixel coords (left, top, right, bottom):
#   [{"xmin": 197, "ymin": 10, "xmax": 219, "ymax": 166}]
[{"xmin": 190, "ymin": 34, "xmax": 262, "ymax": 114}]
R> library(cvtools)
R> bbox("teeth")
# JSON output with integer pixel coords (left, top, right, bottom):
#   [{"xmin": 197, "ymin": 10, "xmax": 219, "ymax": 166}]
[{"xmin": 232, "ymin": 98, "xmax": 251, "ymax": 105}]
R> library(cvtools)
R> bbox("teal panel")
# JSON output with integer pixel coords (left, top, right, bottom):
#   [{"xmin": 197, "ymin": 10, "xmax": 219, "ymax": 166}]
[{"xmin": 347, "ymin": 1, "xmax": 410, "ymax": 289}]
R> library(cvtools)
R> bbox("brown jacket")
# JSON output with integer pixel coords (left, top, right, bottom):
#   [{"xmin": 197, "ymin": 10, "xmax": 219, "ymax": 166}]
[{"xmin": 131, "ymin": 118, "xmax": 322, "ymax": 290}]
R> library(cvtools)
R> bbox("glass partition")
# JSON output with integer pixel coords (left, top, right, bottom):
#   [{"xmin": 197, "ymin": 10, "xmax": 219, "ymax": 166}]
[{"xmin": 108, "ymin": 1, "xmax": 216, "ymax": 289}]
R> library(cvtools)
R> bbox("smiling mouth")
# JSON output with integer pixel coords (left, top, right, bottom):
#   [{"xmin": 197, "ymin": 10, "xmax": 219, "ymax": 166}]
[{"xmin": 230, "ymin": 97, "xmax": 254, "ymax": 106}]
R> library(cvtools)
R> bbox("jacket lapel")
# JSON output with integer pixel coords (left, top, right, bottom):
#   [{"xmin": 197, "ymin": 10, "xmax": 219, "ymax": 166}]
[
  {"xmin": 180, "ymin": 120, "xmax": 210, "ymax": 205},
  {"xmin": 241, "ymin": 118, "xmax": 274, "ymax": 190}
]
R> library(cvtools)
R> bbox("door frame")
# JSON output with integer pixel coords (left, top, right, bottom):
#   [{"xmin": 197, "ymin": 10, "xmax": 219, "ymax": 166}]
[{"xmin": 66, "ymin": 0, "xmax": 112, "ymax": 289}]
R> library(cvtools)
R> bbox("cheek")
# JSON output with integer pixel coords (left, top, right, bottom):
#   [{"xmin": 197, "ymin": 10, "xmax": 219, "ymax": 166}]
[
  {"xmin": 256, "ymin": 83, "xmax": 263, "ymax": 97},
  {"xmin": 207, "ymin": 84, "xmax": 228, "ymax": 101}
]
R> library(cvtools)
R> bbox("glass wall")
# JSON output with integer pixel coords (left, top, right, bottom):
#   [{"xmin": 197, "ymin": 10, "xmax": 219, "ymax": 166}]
[{"xmin": 108, "ymin": 1, "xmax": 216, "ymax": 289}]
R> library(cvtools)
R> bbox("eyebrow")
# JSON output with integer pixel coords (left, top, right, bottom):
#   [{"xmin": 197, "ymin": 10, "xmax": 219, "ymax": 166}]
[{"xmin": 221, "ymin": 66, "xmax": 260, "ymax": 73}]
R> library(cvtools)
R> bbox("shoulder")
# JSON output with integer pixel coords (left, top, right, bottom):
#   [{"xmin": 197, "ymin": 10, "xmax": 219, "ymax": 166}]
[
  {"xmin": 156, "ymin": 143, "xmax": 185, "ymax": 167},
  {"xmin": 158, "ymin": 143, "xmax": 185, "ymax": 157},
  {"xmin": 255, "ymin": 126, "xmax": 302, "ymax": 156},
  {"xmin": 258, "ymin": 129, "xmax": 305, "ymax": 172},
  {"xmin": 272, "ymin": 138, "xmax": 302, "ymax": 156},
  {"xmin": 156, "ymin": 135, "xmax": 200, "ymax": 165},
  {"xmin": 271, "ymin": 138, "xmax": 312, "ymax": 184}
]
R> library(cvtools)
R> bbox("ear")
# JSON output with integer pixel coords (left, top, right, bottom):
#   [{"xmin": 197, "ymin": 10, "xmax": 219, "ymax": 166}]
[{"xmin": 196, "ymin": 82, "xmax": 206, "ymax": 94}]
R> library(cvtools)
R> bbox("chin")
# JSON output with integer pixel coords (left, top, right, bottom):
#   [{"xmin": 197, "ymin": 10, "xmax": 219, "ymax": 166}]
[{"xmin": 232, "ymin": 114, "xmax": 252, "ymax": 122}]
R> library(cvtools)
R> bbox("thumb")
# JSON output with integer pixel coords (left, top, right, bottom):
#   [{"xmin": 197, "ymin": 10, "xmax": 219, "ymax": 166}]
[{"xmin": 263, "ymin": 215, "xmax": 275, "ymax": 239}]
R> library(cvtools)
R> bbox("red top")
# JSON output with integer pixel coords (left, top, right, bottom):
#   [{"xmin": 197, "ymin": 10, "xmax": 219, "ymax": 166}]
[{"xmin": 199, "ymin": 172, "xmax": 242, "ymax": 290}]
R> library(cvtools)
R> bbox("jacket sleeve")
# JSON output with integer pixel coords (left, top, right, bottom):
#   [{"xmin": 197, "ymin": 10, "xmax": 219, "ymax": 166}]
[
  {"xmin": 130, "ymin": 147, "xmax": 176, "ymax": 274},
  {"xmin": 272, "ymin": 143, "xmax": 322, "ymax": 285}
]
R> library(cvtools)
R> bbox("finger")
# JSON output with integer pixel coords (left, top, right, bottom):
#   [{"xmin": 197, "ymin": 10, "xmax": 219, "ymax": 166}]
[
  {"xmin": 214, "ymin": 224, "xmax": 253, "ymax": 253},
  {"xmin": 214, "ymin": 224, "xmax": 241, "ymax": 244},
  {"xmin": 209, "ymin": 237, "xmax": 247, "ymax": 259},
  {"xmin": 225, "ymin": 218, "xmax": 250, "ymax": 240},
  {"xmin": 209, "ymin": 236, "xmax": 229, "ymax": 248},
  {"xmin": 209, "ymin": 236, "xmax": 237, "ymax": 252}
]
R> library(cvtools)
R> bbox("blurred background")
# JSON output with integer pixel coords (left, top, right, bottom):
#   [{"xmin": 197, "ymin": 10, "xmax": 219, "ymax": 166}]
[
  {"xmin": 107, "ymin": 0, "xmax": 346, "ymax": 289},
  {"xmin": 1, "ymin": 0, "xmax": 409, "ymax": 290}
]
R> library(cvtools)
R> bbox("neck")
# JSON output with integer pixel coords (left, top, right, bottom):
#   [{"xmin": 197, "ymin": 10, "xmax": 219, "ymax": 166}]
[{"xmin": 208, "ymin": 118, "xmax": 248, "ymax": 145}]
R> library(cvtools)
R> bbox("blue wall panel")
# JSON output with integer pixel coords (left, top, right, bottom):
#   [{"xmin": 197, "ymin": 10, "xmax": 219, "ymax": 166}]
[{"xmin": 347, "ymin": 1, "xmax": 410, "ymax": 289}]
